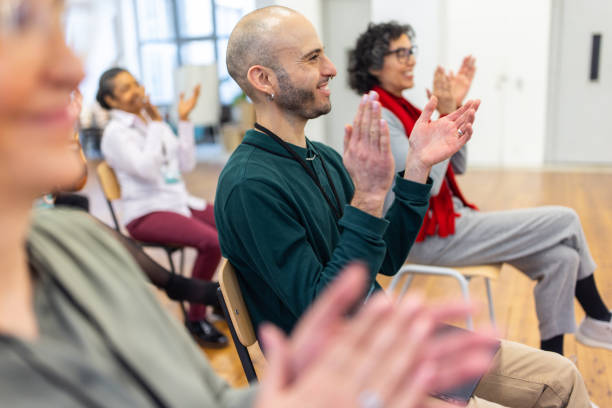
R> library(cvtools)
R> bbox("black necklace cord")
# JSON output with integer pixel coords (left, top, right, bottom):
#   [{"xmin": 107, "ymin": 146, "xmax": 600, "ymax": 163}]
[{"xmin": 252, "ymin": 123, "xmax": 343, "ymax": 220}]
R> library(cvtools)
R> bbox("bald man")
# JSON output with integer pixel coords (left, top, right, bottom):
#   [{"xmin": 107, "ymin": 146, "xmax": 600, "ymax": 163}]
[{"xmin": 215, "ymin": 7, "xmax": 592, "ymax": 408}]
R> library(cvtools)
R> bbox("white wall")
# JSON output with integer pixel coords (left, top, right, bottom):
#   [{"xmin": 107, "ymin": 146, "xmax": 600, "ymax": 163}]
[
  {"xmin": 446, "ymin": 0, "xmax": 551, "ymax": 167},
  {"xmin": 371, "ymin": 0, "xmax": 552, "ymax": 167},
  {"xmin": 371, "ymin": 0, "xmax": 444, "ymax": 110},
  {"xmin": 323, "ymin": 0, "xmax": 371, "ymax": 153}
]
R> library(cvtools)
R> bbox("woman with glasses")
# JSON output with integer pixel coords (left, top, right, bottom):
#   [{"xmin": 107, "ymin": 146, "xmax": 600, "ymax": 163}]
[
  {"xmin": 95, "ymin": 67, "xmax": 227, "ymax": 348},
  {"xmin": 349, "ymin": 21, "xmax": 612, "ymax": 357}
]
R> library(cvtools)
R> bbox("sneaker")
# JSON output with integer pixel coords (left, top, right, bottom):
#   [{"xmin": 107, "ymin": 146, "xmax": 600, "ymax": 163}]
[
  {"xmin": 186, "ymin": 318, "xmax": 229, "ymax": 349},
  {"xmin": 575, "ymin": 315, "xmax": 612, "ymax": 351}
]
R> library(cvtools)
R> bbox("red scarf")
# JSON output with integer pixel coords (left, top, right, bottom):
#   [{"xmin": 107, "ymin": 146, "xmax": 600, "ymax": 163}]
[{"xmin": 373, "ymin": 85, "xmax": 477, "ymax": 242}]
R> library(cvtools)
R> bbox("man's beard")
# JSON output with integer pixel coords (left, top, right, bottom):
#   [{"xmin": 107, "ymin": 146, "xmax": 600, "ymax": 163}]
[{"xmin": 275, "ymin": 68, "xmax": 331, "ymax": 119}]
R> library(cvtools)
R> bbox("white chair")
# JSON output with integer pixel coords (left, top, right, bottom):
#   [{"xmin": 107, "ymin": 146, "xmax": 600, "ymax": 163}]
[{"xmin": 388, "ymin": 264, "xmax": 501, "ymax": 330}]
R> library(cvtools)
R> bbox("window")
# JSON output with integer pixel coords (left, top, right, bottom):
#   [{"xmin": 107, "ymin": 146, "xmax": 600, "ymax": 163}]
[{"xmin": 133, "ymin": 0, "xmax": 254, "ymax": 106}]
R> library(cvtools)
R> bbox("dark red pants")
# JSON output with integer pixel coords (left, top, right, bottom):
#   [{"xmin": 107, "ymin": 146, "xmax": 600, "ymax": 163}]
[{"xmin": 126, "ymin": 205, "xmax": 221, "ymax": 321}]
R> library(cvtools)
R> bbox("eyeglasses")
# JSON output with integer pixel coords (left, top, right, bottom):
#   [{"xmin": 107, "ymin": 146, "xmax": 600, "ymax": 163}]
[{"xmin": 384, "ymin": 45, "xmax": 418, "ymax": 64}]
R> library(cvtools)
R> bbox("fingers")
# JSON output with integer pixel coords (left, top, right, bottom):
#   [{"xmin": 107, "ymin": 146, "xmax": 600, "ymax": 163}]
[
  {"xmin": 432, "ymin": 66, "xmax": 445, "ymax": 91},
  {"xmin": 454, "ymin": 106, "xmax": 476, "ymax": 134},
  {"xmin": 426, "ymin": 88, "xmax": 432, "ymax": 99},
  {"xmin": 370, "ymin": 100, "xmax": 382, "ymax": 147},
  {"xmin": 293, "ymin": 263, "xmax": 368, "ymax": 336},
  {"xmin": 192, "ymin": 83, "xmax": 201, "ymax": 98},
  {"xmin": 472, "ymin": 99, "xmax": 481, "ymax": 113},
  {"xmin": 360, "ymin": 92, "xmax": 374, "ymax": 144},
  {"xmin": 456, "ymin": 123, "xmax": 473, "ymax": 144},
  {"xmin": 259, "ymin": 323, "xmax": 290, "ymax": 391},
  {"xmin": 467, "ymin": 55, "xmax": 477, "ymax": 78},
  {"xmin": 350, "ymin": 91, "xmax": 384, "ymax": 150},
  {"xmin": 444, "ymin": 100, "xmax": 471, "ymax": 121},
  {"xmin": 343, "ymin": 124, "xmax": 353, "ymax": 153},
  {"xmin": 379, "ymin": 119, "xmax": 390, "ymax": 154},
  {"xmin": 370, "ymin": 297, "xmax": 435, "ymax": 401},
  {"xmin": 288, "ymin": 263, "xmax": 369, "ymax": 373},
  {"xmin": 352, "ymin": 94, "xmax": 367, "ymax": 143},
  {"xmin": 428, "ymin": 298, "xmax": 478, "ymax": 324},
  {"xmin": 354, "ymin": 294, "xmax": 426, "ymax": 380},
  {"xmin": 416, "ymin": 96, "xmax": 438, "ymax": 124},
  {"xmin": 179, "ymin": 92, "xmax": 185, "ymax": 102},
  {"xmin": 330, "ymin": 294, "xmax": 395, "ymax": 374},
  {"xmin": 342, "ymin": 293, "xmax": 394, "ymax": 351},
  {"xmin": 387, "ymin": 362, "xmax": 435, "ymax": 408},
  {"xmin": 425, "ymin": 341, "xmax": 497, "ymax": 393}
]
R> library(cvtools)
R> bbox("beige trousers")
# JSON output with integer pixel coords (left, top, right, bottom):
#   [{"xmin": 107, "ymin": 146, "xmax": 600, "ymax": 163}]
[{"xmin": 467, "ymin": 340, "xmax": 590, "ymax": 408}]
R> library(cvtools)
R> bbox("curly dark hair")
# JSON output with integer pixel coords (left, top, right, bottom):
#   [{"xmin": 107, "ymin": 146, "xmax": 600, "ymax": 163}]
[
  {"xmin": 96, "ymin": 67, "xmax": 128, "ymax": 110},
  {"xmin": 348, "ymin": 22, "xmax": 415, "ymax": 95}
]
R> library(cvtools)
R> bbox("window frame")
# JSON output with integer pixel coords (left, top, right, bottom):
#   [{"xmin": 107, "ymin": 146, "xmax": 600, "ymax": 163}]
[{"xmin": 132, "ymin": 0, "xmax": 243, "ymax": 107}]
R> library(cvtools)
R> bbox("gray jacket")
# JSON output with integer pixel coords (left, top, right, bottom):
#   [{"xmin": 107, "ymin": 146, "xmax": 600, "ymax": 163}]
[{"xmin": 0, "ymin": 208, "xmax": 256, "ymax": 407}]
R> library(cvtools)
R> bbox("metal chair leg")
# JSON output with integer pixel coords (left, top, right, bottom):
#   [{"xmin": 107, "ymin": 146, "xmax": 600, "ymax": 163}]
[
  {"xmin": 485, "ymin": 278, "xmax": 496, "ymax": 327},
  {"xmin": 399, "ymin": 274, "xmax": 415, "ymax": 299},
  {"xmin": 166, "ymin": 248, "xmax": 188, "ymax": 320},
  {"xmin": 178, "ymin": 248, "xmax": 185, "ymax": 276},
  {"xmin": 390, "ymin": 265, "xmax": 474, "ymax": 330}
]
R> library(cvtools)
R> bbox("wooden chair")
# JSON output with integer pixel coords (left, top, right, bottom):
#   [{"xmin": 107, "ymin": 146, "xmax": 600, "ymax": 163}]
[
  {"xmin": 388, "ymin": 263, "xmax": 502, "ymax": 330},
  {"xmin": 217, "ymin": 260, "xmax": 266, "ymax": 383},
  {"xmin": 96, "ymin": 161, "xmax": 185, "ymax": 276}
]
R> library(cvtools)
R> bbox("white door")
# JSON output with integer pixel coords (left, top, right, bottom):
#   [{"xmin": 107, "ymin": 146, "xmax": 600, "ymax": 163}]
[{"xmin": 547, "ymin": 0, "xmax": 612, "ymax": 164}]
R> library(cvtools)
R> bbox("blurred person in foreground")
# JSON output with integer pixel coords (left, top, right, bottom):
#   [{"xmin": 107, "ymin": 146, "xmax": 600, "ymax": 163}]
[{"xmin": 0, "ymin": 1, "xmax": 503, "ymax": 407}]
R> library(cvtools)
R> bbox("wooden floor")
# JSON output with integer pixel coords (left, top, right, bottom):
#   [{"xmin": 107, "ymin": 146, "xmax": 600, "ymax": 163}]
[{"xmin": 81, "ymin": 160, "xmax": 612, "ymax": 405}]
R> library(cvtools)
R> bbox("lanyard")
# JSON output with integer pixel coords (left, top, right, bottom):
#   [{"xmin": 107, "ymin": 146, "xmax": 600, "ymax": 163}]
[{"xmin": 250, "ymin": 123, "xmax": 343, "ymax": 220}]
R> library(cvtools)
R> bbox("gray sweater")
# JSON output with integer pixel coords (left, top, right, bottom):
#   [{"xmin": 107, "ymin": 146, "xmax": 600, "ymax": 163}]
[{"xmin": 0, "ymin": 208, "xmax": 256, "ymax": 407}]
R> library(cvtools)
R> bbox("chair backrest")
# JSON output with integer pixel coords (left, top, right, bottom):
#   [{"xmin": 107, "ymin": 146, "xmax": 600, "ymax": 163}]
[
  {"xmin": 96, "ymin": 161, "xmax": 121, "ymax": 201},
  {"xmin": 218, "ymin": 260, "xmax": 266, "ymax": 382},
  {"xmin": 96, "ymin": 161, "xmax": 122, "ymax": 231},
  {"xmin": 219, "ymin": 260, "xmax": 257, "ymax": 347}
]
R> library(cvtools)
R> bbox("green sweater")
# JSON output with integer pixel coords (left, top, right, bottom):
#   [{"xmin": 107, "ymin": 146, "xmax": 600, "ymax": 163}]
[
  {"xmin": 0, "ymin": 209, "xmax": 255, "ymax": 407},
  {"xmin": 215, "ymin": 130, "xmax": 431, "ymax": 334}
]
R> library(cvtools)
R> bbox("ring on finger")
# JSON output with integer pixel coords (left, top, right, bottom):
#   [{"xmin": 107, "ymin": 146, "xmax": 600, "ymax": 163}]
[{"xmin": 457, "ymin": 128, "xmax": 464, "ymax": 137}]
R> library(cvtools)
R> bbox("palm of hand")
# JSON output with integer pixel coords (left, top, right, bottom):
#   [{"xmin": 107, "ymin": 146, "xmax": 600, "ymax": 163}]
[
  {"xmin": 343, "ymin": 93, "xmax": 396, "ymax": 211},
  {"xmin": 451, "ymin": 73, "xmax": 472, "ymax": 107},
  {"xmin": 432, "ymin": 68, "xmax": 455, "ymax": 115},
  {"xmin": 178, "ymin": 84, "xmax": 201, "ymax": 120},
  {"xmin": 178, "ymin": 97, "xmax": 197, "ymax": 119},
  {"xmin": 410, "ymin": 115, "xmax": 465, "ymax": 168},
  {"xmin": 344, "ymin": 138, "xmax": 394, "ymax": 199},
  {"xmin": 450, "ymin": 56, "xmax": 476, "ymax": 106}
]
